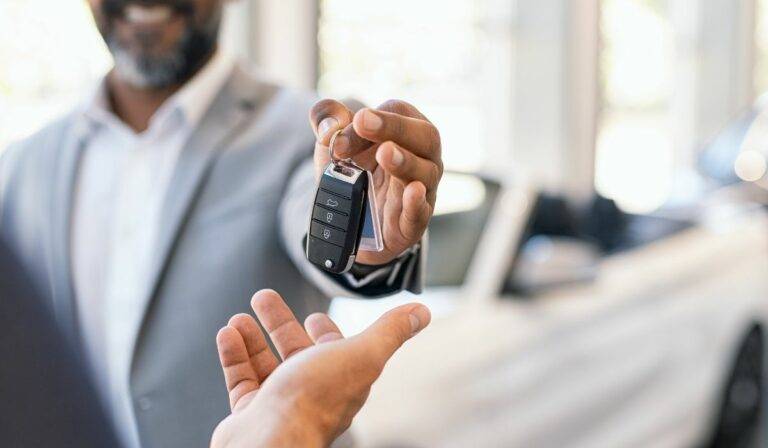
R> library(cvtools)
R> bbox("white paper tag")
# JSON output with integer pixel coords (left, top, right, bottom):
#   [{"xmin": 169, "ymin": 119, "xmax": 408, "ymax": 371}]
[{"xmin": 358, "ymin": 170, "xmax": 384, "ymax": 252}]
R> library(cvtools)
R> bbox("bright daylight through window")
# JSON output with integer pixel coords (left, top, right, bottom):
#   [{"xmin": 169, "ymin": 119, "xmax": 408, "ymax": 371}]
[
  {"xmin": 756, "ymin": 0, "xmax": 768, "ymax": 96},
  {"xmin": 0, "ymin": 0, "xmax": 111, "ymax": 151},
  {"xmin": 597, "ymin": 0, "xmax": 675, "ymax": 213}
]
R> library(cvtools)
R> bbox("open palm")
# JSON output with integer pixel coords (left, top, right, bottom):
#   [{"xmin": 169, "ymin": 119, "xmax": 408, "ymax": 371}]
[{"xmin": 211, "ymin": 289, "xmax": 431, "ymax": 448}]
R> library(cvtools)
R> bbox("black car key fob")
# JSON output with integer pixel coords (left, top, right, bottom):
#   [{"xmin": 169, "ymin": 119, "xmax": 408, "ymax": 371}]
[{"xmin": 306, "ymin": 160, "xmax": 369, "ymax": 274}]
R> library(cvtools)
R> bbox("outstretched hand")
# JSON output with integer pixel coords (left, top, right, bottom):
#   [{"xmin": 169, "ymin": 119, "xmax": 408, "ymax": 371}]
[{"xmin": 211, "ymin": 289, "xmax": 431, "ymax": 448}]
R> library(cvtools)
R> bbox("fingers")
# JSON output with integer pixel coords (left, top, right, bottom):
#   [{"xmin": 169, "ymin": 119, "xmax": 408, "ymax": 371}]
[
  {"xmin": 377, "ymin": 98, "xmax": 429, "ymax": 121},
  {"xmin": 399, "ymin": 181, "xmax": 432, "ymax": 242},
  {"xmin": 355, "ymin": 303, "xmax": 432, "ymax": 374},
  {"xmin": 304, "ymin": 313, "xmax": 344, "ymax": 344},
  {"xmin": 375, "ymin": 141, "xmax": 442, "ymax": 196},
  {"xmin": 309, "ymin": 99, "xmax": 369, "ymax": 152},
  {"xmin": 227, "ymin": 313, "xmax": 280, "ymax": 382},
  {"xmin": 309, "ymin": 99, "xmax": 353, "ymax": 142},
  {"xmin": 251, "ymin": 289, "xmax": 314, "ymax": 360},
  {"xmin": 310, "ymin": 99, "xmax": 372, "ymax": 172},
  {"xmin": 331, "ymin": 127, "xmax": 376, "ymax": 162},
  {"xmin": 216, "ymin": 326, "xmax": 260, "ymax": 411},
  {"xmin": 352, "ymin": 108, "xmax": 441, "ymax": 163},
  {"xmin": 310, "ymin": 99, "xmax": 442, "ymax": 173}
]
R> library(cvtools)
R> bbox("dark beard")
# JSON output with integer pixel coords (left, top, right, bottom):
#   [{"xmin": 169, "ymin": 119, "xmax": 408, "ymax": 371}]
[
  {"xmin": 107, "ymin": 24, "xmax": 218, "ymax": 89},
  {"xmin": 99, "ymin": 0, "xmax": 220, "ymax": 89}
]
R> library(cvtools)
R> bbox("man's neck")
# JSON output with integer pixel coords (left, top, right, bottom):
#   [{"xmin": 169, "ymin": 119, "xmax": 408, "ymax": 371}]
[{"xmin": 106, "ymin": 74, "xmax": 179, "ymax": 133}]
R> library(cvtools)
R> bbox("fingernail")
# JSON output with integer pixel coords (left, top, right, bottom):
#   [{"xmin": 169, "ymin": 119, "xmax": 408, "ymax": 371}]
[
  {"xmin": 318, "ymin": 117, "xmax": 338, "ymax": 138},
  {"xmin": 390, "ymin": 146, "xmax": 404, "ymax": 167},
  {"xmin": 362, "ymin": 109, "xmax": 383, "ymax": 132},
  {"xmin": 408, "ymin": 305, "xmax": 430, "ymax": 335}
]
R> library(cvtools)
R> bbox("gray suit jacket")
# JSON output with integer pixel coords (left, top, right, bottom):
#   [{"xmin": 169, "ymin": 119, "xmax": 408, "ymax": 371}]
[{"xmin": 0, "ymin": 66, "xmax": 422, "ymax": 447}]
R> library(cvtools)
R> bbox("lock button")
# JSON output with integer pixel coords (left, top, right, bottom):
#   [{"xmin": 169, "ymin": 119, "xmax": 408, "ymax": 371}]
[
  {"xmin": 315, "ymin": 190, "xmax": 352, "ymax": 214},
  {"xmin": 310, "ymin": 221, "xmax": 347, "ymax": 247}
]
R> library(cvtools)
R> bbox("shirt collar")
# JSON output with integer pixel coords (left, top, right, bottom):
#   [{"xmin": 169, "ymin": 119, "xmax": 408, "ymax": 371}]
[
  {"xmin": 78, "ymin": 50, "xmax": 235, "ymax": 137},
  {"xmin": 166, "ymin": 49, "xmax": 234, "ymax": 129}
]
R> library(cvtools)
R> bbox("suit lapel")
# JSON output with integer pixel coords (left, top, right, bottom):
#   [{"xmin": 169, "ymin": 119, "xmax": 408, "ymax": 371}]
[
  {"xmin": 129, "ymin": 68, "xmax": 265, "ymax": 358},
  {"xmin": 50, "ymin": 121, "xmax": 88, "ymax": 343}
]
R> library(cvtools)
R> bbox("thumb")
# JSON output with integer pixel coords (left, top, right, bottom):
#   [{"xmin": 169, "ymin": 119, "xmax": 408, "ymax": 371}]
[{"xmin": 355, "ymin": 303, "xmax": 431, "ymax": 371}]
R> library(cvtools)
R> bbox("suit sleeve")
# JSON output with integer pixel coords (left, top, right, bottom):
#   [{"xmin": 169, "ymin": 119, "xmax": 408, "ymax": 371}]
[
  {"xmin": 278, "ymin": 158, "xmax": 426, "ymax": 299},
  {"xmin": 0, "ymin": 239, "xmax": 120, "ymax": 447}
]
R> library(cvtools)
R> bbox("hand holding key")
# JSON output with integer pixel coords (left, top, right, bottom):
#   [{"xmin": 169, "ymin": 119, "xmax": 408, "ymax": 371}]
[{"xmin": 309, "ymin": 99, "xmax": 443, "ymax": 266}]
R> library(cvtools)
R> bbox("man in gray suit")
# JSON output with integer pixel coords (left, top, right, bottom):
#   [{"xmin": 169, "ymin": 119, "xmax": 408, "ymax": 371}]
[{"xmin": 0, "ymin": 0, "xmax": 443, "ymax": 447}]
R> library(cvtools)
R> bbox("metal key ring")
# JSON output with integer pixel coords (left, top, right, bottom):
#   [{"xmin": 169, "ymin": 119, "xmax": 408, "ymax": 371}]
[{"xmin": 328, "ymin": 129, "xmax": 344, "ymax": 164}]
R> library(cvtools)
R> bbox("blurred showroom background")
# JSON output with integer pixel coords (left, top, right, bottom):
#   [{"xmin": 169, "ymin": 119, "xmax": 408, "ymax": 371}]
[{"xmin": 5, "ymin": 0, "xmax": 768, "ymax": 447}]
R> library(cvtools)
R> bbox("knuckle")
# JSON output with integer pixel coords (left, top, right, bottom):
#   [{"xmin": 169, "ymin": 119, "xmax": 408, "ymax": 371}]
[
  {"xmin": 425, "ymin": 124, "xmax": 442, "ymax": 155},
  {"xmin": 391, "ymin": 116, "xmax": 406, "ymax": 138},
  {"xmin": 405, "ymin": 212, "xmax": 421, "ymax": 232},
  {"xmin": 311, "ymin": 99, "xmax": 343, "ymax": 122},
  {"xmin": 341, "ymin": 97, "xmax": 367, "ymax": 113},
  {"xmin": 378, "ymin": 99, "xmax": 404, "ymax": 112},
  {"xmin": 378, "ymin": 99, "xmax": 417, "ymax": 117},
  {"xmin": 428, "ymin": 163, "xmax": 441, "ymax": 188},
  {"xmin": 343, "ymin": 127, "xmax": 366, "ymax": 147}
]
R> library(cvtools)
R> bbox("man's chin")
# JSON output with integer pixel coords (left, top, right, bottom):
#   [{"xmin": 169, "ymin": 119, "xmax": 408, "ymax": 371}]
[{"xmin": 110, "ymin": 49, "xmax": 186, "ymax": 90}]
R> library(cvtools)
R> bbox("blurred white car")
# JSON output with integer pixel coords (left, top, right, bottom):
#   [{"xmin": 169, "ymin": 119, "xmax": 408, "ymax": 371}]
[{"xmin": 331, "ymin": 173, "xmax": 768, "ymax": 448}]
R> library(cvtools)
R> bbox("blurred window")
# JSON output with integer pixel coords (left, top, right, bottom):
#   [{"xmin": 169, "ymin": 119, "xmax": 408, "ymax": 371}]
[
  {"xmin": 0, "ymin": 0, "xmax": 111, "ymax": 150},
  {"xmin": 757, "ymin": 0, "xmax": 768, "ymax": 95},
  {"xmin": 317, "ymin": 0, "xmax": 511, "ymax": 173},
  {"xmin": 596, "ymin": 0, "xmax": 675, "ymax": 213}
]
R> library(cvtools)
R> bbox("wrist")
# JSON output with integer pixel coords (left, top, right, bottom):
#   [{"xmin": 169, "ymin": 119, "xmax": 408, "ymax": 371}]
[
  {"xmin": 349, "ymin": 259, "xmax": 393, "ymax": 277},
  {"xmin": 220, "ymin": 396, "xmax": 326, "ymax": 448},
  {"xmin": 262, "ymin": 395, "xmax": 328, "ymax": 448},
  {"xmin": 262, "ymin": 423, "xmax": 325, "ymax": 448},
  {"xmin": 356, "ymin": 243, "xmax": 420, "ymax": 269}
]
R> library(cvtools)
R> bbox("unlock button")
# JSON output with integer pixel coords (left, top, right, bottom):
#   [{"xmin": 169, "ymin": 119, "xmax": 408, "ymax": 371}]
[{"xmin": 313, "ymin": 206, "xmax": 349, "ymax": 230}]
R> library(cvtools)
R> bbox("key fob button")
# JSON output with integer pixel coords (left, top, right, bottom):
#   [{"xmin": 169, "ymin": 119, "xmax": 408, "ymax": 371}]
[
  {"xmin": 313, "ymin": 206, "xmax": 349, "ymax": 230},
  {"xmin": 320, "ymin": 177, "xmax": 354, "ymax": 199},
  {"xmin": 315, "ymin": 190, "xmax": 352, "ymax": 214},
  {"xmin": 310, "ymin": 221, "xmax": 347, "ymax": 247},
  {"xmin": 307, "ymin": 236, "xmax": 345, "ymax": 269}
]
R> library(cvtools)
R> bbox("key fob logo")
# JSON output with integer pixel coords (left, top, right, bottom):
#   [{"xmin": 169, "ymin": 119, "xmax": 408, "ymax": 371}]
[
  {"xmin": 326, "ymin": 212, "xmax": 333, "ymax": 223},
  {"xmin": 326, "ymin": 198, "xmax": 339, "ymax": 208},
  {"xmin": 323, "ymin": 228, "xmax": 331, "ymax": 239}
]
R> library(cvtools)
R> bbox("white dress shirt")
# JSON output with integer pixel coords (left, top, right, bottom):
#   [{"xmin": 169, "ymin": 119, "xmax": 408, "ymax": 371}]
[{"xmin": 71, "ymin": 51, "xmax": 234, "ymax": 448}]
